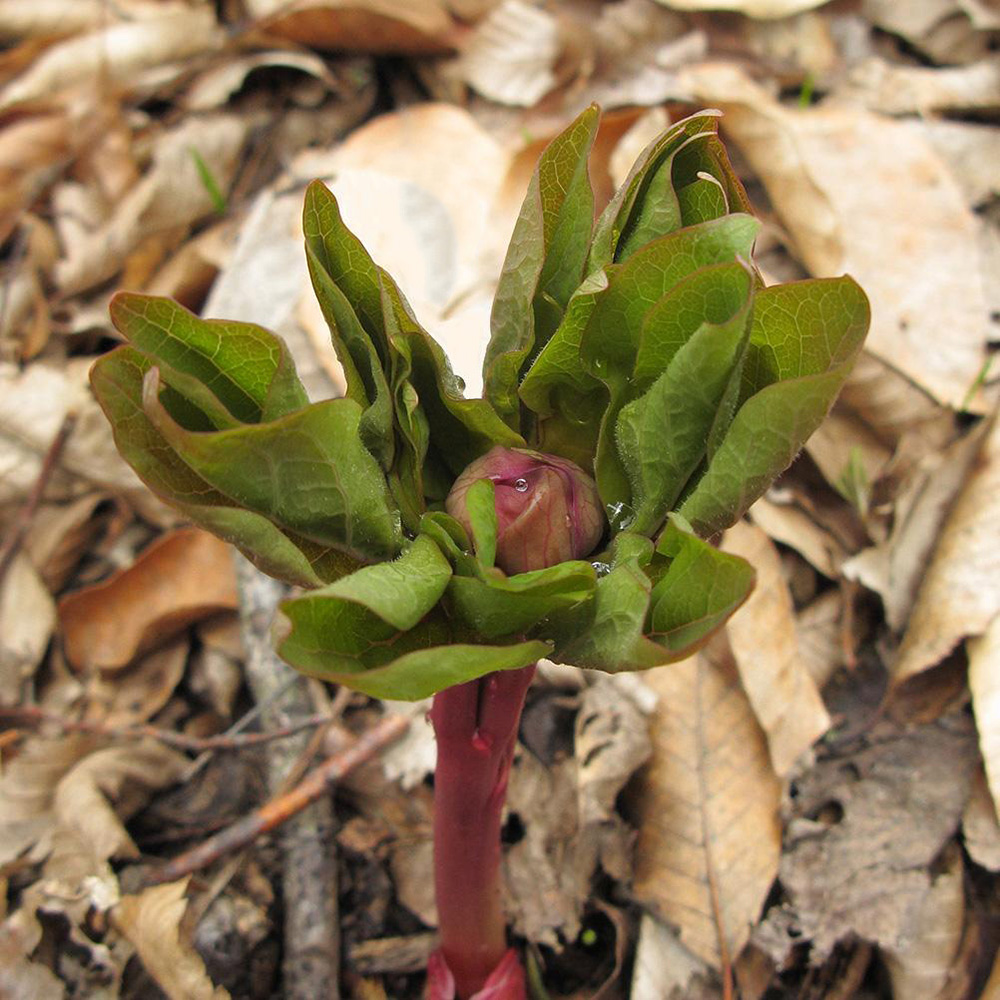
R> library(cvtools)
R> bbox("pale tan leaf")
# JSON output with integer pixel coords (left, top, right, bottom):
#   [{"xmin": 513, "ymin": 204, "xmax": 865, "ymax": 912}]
[
  {"xmin": 969, "ymin": 614, "xmax": 1000, "ymax": 821},
  {"xmin": 23, "ymin": 493, "xmax": 109, "ymax": 594},
  {"xmin": 894, "ymin": 419, "xmax": 1000, "ymax": 683},
  {"xmin": 632, "ymin": 641, "xmax": 782, "ymax": 969},
  {"xmin": 0, "ymin": 553, "xmax": 56, "ymax": 704},
  {"xmin": 53, "ymin": 739, "xmax": 187, "ymax": 861},
  {"xmin": 59, "ymin": 527, "xmax": 237, "ymax": 673},
  {"xmin": 93, "ymin": 638, "xmax": 189, "ymax": 728},
  {"xmin": 56, "ymin": 114, "xmax": 248, "ymax": 294},
  {"xmin": 113, "ymin": 879, "xmax": 230, "ymax": 1000},
  {"xmin": 839, "ymin": 56, "xmax": 1000, "ymax": 116},
  {"xmin": 0, "ymin": 8, "xmax": 224, "ymax": 111},
  {"xmin": 749, "ymin": 496, "xmax": 845, "ymax": 579},
  {"xmin": 884, "ymin": 845, "xmax": 965, "ymax": 1000},
  {"xmin": 0, "ymin": 0, "xmax": 196, "ymax": 40},
  {"xmin": 963, "ymin": 765, "xmax": 1000, "ymax": 871},
  {"xmin": 722, "ymin": 522, "xmax": 831, "ymax": 775},
  {"xmin": 0, "ymin": 114, "xmax": 69, "ymax": 244},
  {"xmin": 0, "ymin": 910, "xmax": 65, "ymax": 1000},
  {"xmin": 804, "ymin": 407, "xmax": 892, "ymax": 501},
  {"xmin": 914, "ymin": 120, "xmax": 1000, "ymax": 209},
  {"xmin": 844, "ymin": 420, "xmax": 988, "ymax": 632},
  {"xmin": 679, "ymin": 62, "xmax": 990, "ymax": 409},
  {"xmin": 630, "ymin": 913, "xmax": 718, "ymax": 1000},
  {"xmin": 796, "ymin": 590, "xmax": 844, "ymax": 690},
  {"xmin": 654, "ymin": 0, "xmax": 829, "ymax": 18},
  {"xmin": 246, "ymin": 0, "xmax": 455, "ymax": 54},
  {"xmin": 456, "ymin": 0, "xmax": 561, "ymax": 107}
]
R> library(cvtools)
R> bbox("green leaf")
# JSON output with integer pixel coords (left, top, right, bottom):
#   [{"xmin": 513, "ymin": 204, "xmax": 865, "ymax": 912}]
[
  {"xmin": 306, "ymin": 245, "xmax": 394, "ymax": 469},
  {"xmin": 141, "ymin": 366, "xmax": 403, "ymax": 559},
  {"xmin": 617, "ymin": 266, "xmax": 755, "ymax": 534},
  {"xmin": 551, "ymin": 533, "xmax": 666, "ymax": 671},
  {"xmin": 679, "ymin": 277, "xmax": 870, "ymax": 536},
  {"xmin": 483, "ymin": 106, "xmax": 599, "ymax": 429},
  {"xmin": 90, "ymin": 347, "xmax": 359, "ymax": 587},
  {"xmin": 465, "ymin": 478, "xmax": 498, "ymax": 569},
  {"xmin": 447, "ymin": 561, "xmax": 596, "ymax": 639},
  {"xmin": 109, "ymin": 293, "xmax": 309, "ymax": 423},
  {"xmin": 672, "ymin": 132, "xmax": 752, "ymax": 227},
  {"xmin": 647, "ymin": 515, "xmax": 755, "ymax": 655}
]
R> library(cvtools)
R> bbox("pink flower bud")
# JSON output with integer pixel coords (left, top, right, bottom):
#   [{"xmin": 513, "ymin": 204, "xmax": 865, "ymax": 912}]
[{"xmin": 446, "ymin": 446, "xmax": 604, "ymax": 574}]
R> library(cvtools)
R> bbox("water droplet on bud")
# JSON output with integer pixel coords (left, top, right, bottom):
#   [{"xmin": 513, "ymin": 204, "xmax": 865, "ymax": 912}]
[{"xmin": 513, "ymin": 478, "xmax": 528, "ymax": 492}]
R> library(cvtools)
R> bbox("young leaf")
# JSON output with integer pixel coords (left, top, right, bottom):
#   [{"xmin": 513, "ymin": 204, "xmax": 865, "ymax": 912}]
[
  {"xmin": 446, "ymin": 561, "xmax": 596, "ymax": 639},
  {"xmin": 141, "ymin": 367, "xmax": 403, "ymax": 559},
  {"xmin": 109, "ymin": 293, "xmax": 309, "ymax": 423},
  {"xmin": 617, "ymin": 269, "xmax": 755, "ymax": 535},
  {"xmin": 464, "ymin": 478, "xmax": 498, "ymax": 569},
  {"xmin": 680, "ymin": 277, "xmax": 870, "ymax": 536},
  {"xmin": 647, "ymin": 515, "xmax": 756, "ymax": 655},
  {"xmin": 483, "ymin": 105, "xmax": 599, "ymax": 429}
]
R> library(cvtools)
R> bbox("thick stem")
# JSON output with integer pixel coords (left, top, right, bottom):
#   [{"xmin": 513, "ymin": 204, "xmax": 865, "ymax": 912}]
[{"xmin": 428, "ymin": 664, "xmax": 535, "ymax": 999}]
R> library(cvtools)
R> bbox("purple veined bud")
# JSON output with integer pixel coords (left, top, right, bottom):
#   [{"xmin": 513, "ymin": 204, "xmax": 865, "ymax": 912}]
[{"xmin": 446, "ymin": 446, "xmax": 605, "ymax": 575}]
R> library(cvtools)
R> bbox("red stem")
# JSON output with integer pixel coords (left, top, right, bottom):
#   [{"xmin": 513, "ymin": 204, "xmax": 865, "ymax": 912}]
[{"xmin": 428, "ymin": 664, "xmax": 535, "ymax": 999}]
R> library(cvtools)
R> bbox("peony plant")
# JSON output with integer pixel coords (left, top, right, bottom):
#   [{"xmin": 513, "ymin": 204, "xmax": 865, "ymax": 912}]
[{"xmin": 91, "ymin": 106, "xmax": 869, "ymax": 998}]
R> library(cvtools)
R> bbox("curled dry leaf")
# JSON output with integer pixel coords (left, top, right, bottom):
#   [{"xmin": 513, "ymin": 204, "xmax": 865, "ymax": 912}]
[
  {"xmin": 456, "ymin": 0, "xmax": 562, "ymax": 107},
  {"xmin": 796, "ymin": 589, "xmax": 844, "ymax": 690},
  {"xmin": 893, "ymin": 419, "xmax": 1000, "ymax": 684},
  {"xmin": 653, "ymin": 0, "xmax": 830, "ymax": 19},
  {"xmin": 883, "ymin": 844, "xmax": 965, "ymax": 1000},
  {"xmin": 113, "ymin": 878, "xmax": 231, "ymax": 1000},
  {"xmin": 53, "ymin": 739, "xmax": 187, "ymax": 860},
  {"xmin": 92, "ymin": 637, "xmax": 189, "ymax": 728},
  {"xmin": 969, "ymin": 614, "xmax": 1000, "ymax": 822},
  {"xmin": 0, "ymin": 553, "xmax": 56, "ymax": 704},
  {"xmin": 59, "ymin": 527, "xmax": 238, "ymax": 672},
  {"xmin": 56, "ymin": 114, "xmax": 248, "ymax": 295},
  {"xmin": 722, "ymin": 521, "xmax": 830, "ymax": 776},
  {"xmin": 749, "ymin": 496, "xmax": 845, "ymax": 580},
  {"xmin": 963, "ymin": 765, "xmax": 1000, "ymax": 871},
  {"xmin": 246, "ymin": 0, "xmax": 456, "ymax": 54},
  {"xmin": 679, "ymin": 62, "xmax": 989, "ymax": 410},
  {"xmin": 0, "ymin": 6, "xmax": 224, "ymax": 111},
  {"xmin": 844, "ymin": 420, "xmax": 988, "ymax": 633},
  {"xmin": 0, "ymin": 114, "xmax": 69, "ymax": 245},
  {"xmin": 632, "ymin": 639, "xmax": 782, "ymax": 970}
]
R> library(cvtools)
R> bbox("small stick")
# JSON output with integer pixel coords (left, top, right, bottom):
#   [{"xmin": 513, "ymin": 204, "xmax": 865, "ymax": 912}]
[
  {"xmin": 0, "ymin": 411, "xmax": 76, "ymax": 585},
  {"xmin": 149, "ymin": 711, "xmax": 409, "ymax": 885},
  {"xmin": 0, "ymin": 705, "xmax": 331, "ymax": 753}
]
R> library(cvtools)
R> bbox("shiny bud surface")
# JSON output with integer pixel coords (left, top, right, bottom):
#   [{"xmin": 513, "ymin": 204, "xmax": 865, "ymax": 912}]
[{"xmin": 446, "ymin": 446, "xmax": 604, "ymax": 574}]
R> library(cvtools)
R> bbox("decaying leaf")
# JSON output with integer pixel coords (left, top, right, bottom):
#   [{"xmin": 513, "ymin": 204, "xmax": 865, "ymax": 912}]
[
  {"xmin": 722, "ymin": 521, "xmax": 830, "ymax": 775},
  {"xmin": 894, "ymin": 419, "xmax": 1000, "ymax": 684},
  {"xmin": 0, "ymin": 907, "xmax": 65, "ymax": 1000},
  {"xmin": 630, "ymin": 913, "xmax": 719, "ymax": 1000},
  {"xmin": 883, "ymin": 844, "xmax": 965, "ymax": 1000},
  {"xmin": 679, "ymin": 62, "xmax": 990, "ymax": 410},
  {"xmin": 113, "ymin": 878, "xmax": 231, "ymax": 1000},
  {"xmin": 59, "ymin": 527, "xmax": 238, "ymax": 672},
  {"xmin": 969, "ymin": 614, "xmax": 1000, "ymax": 821},
  {"xmin": 963, "ymin": 765, "xmax": 1000, "ymax": 871},
  {"xmin": 632, "ymin": 639, "xmax": 782, "ymax": 970},
  {"xmin": 769, "ymin": 714, "xmax": 977, "ymax": 962}
]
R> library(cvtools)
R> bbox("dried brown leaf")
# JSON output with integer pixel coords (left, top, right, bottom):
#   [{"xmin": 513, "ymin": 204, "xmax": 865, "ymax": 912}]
[
  {"xmin": 749, "ymin": 496, "xmax": 845, "ymax": 579},
  {"xmin": 772, "ymin": 715, "xmax": 977, "ymax": 962},
  {"xmin": 630, "ymin": 913, "xmax": 720, "ymax": 1000},
  {"xmin": 0, "ymin": 7, "xmax": 224, "ymax": 111},
  {"xmin": 247, "ymin": 0, "xmax": 456, "ymax": 54},
  {"xmin": 632, "ymin": 641, "xmax": 782, "ymax": 970},
  {"xmin": 845, "ymin": 420, "xmax": 988, "ymax": 633},
  {"xmin": 894, "ymin": 419, "xmax": 1000, "ymax": 684},
  {"xmin": 805, "ymin": 407, "xmax": 892, "ymax": 502},
  {"xmin": 883, "ymin": 844, "xmax": 965, "ymax": 1000},
  {"xmin": 94, "ymin": 638, "xmax": 189, "ymax": 728},
  {"xmin": 796, "ymin": 590, "xmax": 844, "ymax": 690},
  {"xmin": 59, "ymin": 527, "xmax": 238, "ymax": 672},
  {"xmin": 914, "ymin": 120, "xmax": 1000, "ymax": 209},
  {"xmin": 0, "ymin": 114, "xmax": 69, "ymax": 244},
  {"xmin": 722, "ymin": 522, "xmax": 831, "ymax": 775},
  {"xmin": 0, "ymin": 0, "xmax": 193, "ymax": 39},
  {"xmin": 680, "ymin": 62, "xmax": 990, "ymax": 410},
  {"xmin": 113, "ymin": 878, "xmax": 230, "ymax": 1000},
  {"xmin": 0, "ymin": 908, "xmax": 64, "ymax": 1000},
  {"xmin": 23, "ymin": 493, "xmax": 108, "ymax": 594},
  {"xmin": 0, "ymin": 553, "xmax": 56, "ymax": 704},
  {"xmin": 969, "ymin": 613, "xmax": 1000, "ymax": 821},
  {"xmin": 456, "ymin": 0, "xmax": 561, "ymax": 106}
]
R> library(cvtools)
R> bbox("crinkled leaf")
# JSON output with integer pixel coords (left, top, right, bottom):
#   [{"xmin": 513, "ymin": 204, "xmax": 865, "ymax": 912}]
[
  {"xmin": 647, "ymin": 515, "xmax": 755, "ymax": 655},
  {"xmin": 465, "ymin": 478, "xmax": 498, "ymax": 569},
  {"xmin": 90, "ymin": 348, "xmax": 358, "ymax": 586},
  {"xmin": 672, "ymin": 132, "xmax": 752, "ymax": 227},
  {"xmin": 306, "ymin": 244, "xmax": 394, "ymax": 469},
  {"xmin": 617, "ymin": 263, "xmax": 755, "ymax": 535},
  {"xmin": 484, "ymin": 105, "xmax": 599, "ymax": 429},
  {"xmin": 680, "ymin": 277, "xmax": 870, "ymax": 536},
  {"xmin": 142, "ymin": 367, "xmax": 402, "ymax": 559},
  {"xmin": 446, "ymin": 561, "xmax": 596, "ymax": 639},
  {"xmin": 109, "ymin": 293, "xmax": 308, "ymax": 423}
]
